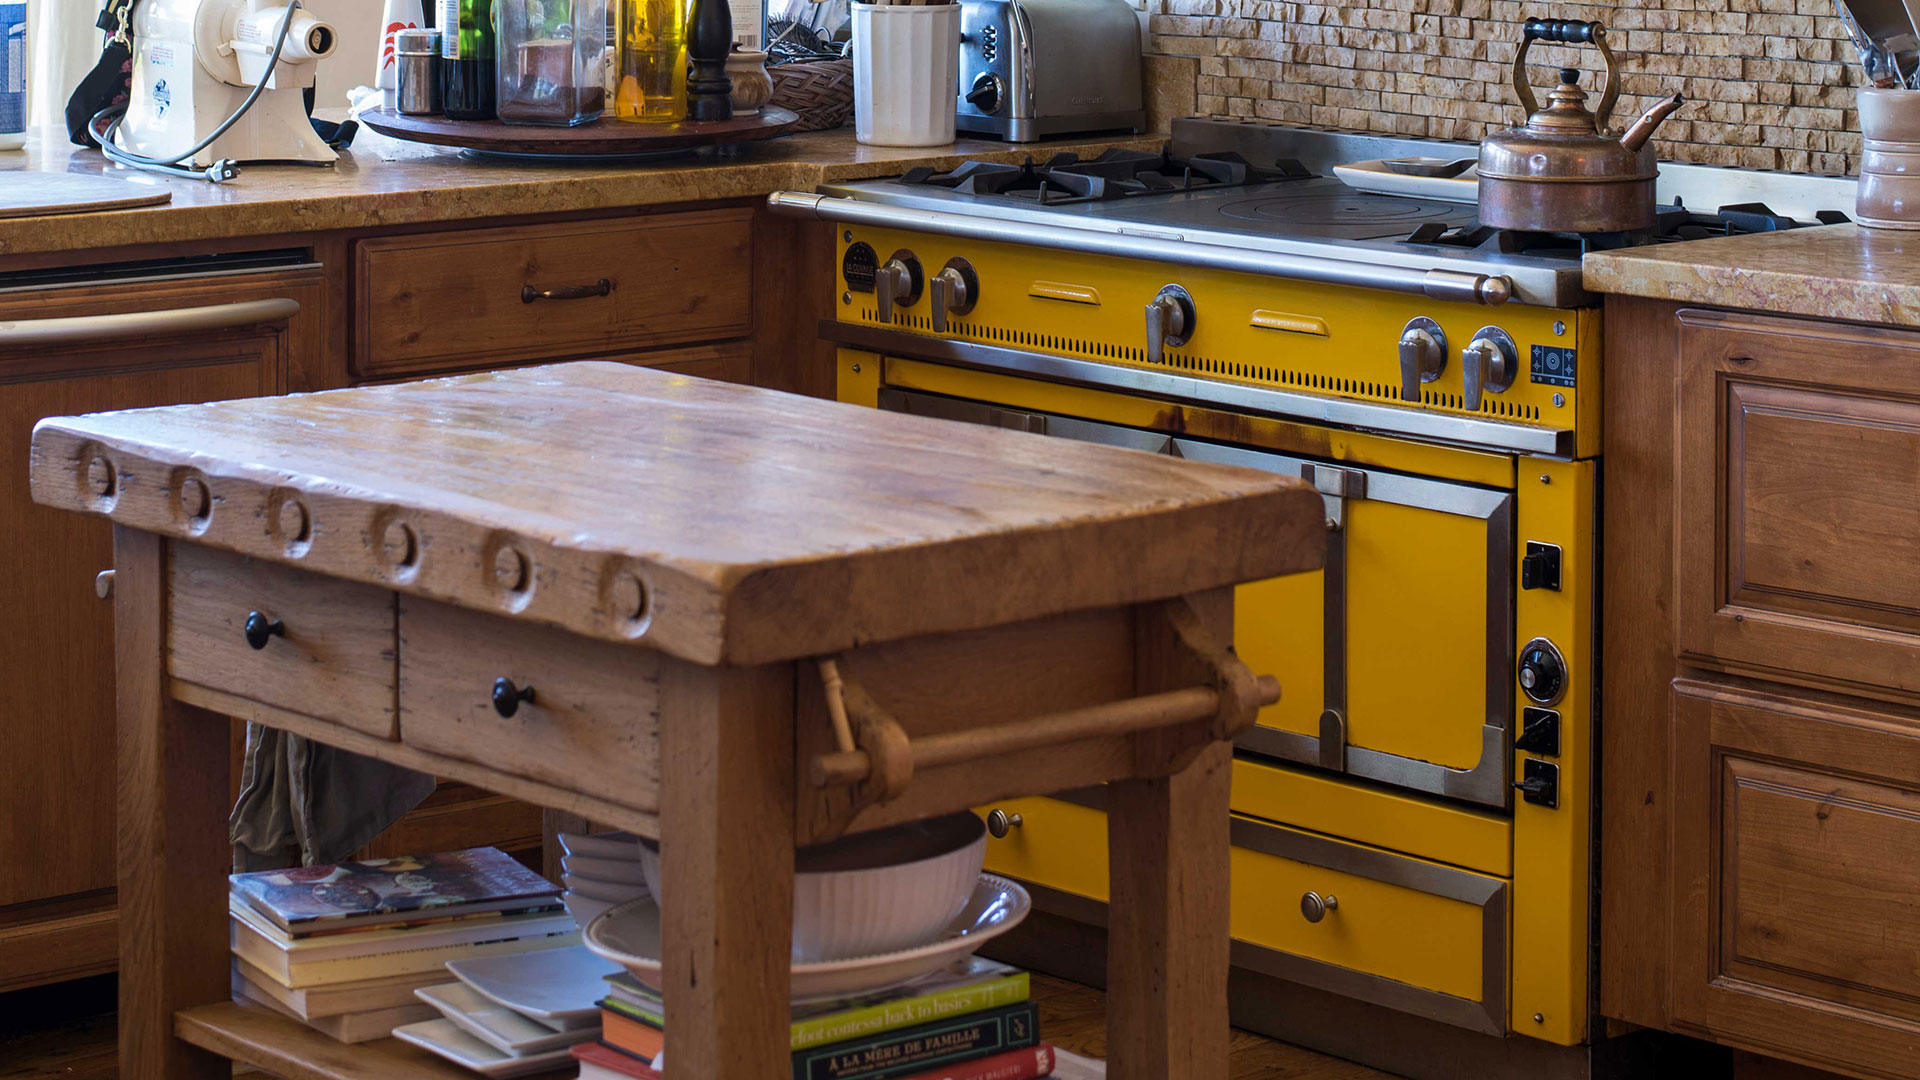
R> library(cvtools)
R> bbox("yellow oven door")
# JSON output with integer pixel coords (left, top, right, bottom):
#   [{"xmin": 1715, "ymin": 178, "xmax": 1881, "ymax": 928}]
[{"xmin": 878, "ymin": 387, "xmax": 1516, "ymax": 808}]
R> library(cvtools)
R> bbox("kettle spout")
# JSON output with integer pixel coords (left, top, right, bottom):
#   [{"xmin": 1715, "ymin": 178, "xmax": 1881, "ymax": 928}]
[{"xmin": 1620, "ymin": 92, "xmax": 1686, "ymax": 153}]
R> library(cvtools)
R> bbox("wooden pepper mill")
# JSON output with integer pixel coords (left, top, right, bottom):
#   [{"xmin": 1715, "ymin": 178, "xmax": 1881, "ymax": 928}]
[{"xmin": 686, "ymin": 0, "xmax": 735, "ymax": 122}]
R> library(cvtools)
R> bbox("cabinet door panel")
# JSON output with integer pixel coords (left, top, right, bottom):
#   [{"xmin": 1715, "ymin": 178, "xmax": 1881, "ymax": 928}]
[
  {"xmin": 1677, "ymin": 309, "xmax": 1920, "ymax": 696},
  {"xmin": 0, "ymin": 343, "xmax": 282, "ymax": 907},
  {"xmin": 1672, "ymin": 679, "xmax": 1920, "ymax": 1076}
]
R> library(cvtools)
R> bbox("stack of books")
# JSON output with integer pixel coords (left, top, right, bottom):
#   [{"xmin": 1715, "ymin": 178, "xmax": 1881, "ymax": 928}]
[
  {"xmin": 572, "ymin": 957, "xmax": 1060, "ymax": 1080},
  {"xmin": 227, "ymin": 846, "xmax": 579, "ymax": 1043}
]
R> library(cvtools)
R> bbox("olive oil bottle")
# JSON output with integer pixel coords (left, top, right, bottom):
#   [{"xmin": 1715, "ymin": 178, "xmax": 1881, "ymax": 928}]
[
  {"xmin": 613, "ymin": 0, "xmax": 689, "ymax": 123},
  {"xmin": 441, "ymin": 0, "xmax": 498, "ymax": 119}
]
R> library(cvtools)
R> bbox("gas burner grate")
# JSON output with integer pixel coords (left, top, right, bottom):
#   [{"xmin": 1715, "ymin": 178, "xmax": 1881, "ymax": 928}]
[
  {"xmin": 894, "ymin": 149, "xmax": 1313, "ymax": 205},
  {"xmin": 1399, "ymin": 199, "xmax": 1851, "ymax": 258}
]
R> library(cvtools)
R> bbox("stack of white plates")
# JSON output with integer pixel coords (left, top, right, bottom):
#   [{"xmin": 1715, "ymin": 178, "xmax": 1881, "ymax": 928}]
[
  {"xmin": 394, "ymin": 945, "xmax": 621, "ymax": 1078},
  {"xmin": 556, "ymin": 831, "xmax": 648, "ymax": 930}
]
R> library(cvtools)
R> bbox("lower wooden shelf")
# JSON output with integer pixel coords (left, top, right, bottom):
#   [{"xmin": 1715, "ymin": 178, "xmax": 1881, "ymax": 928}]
[{"xmin": 175, "ymin": 1000, "xmax": 575, "ymax": 1080}]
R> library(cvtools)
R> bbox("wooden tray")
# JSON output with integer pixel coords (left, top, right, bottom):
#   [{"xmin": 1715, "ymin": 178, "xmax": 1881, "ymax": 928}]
[{"xmin": 361, "ymin": 106, "xmax": 800, "ymax": 158}]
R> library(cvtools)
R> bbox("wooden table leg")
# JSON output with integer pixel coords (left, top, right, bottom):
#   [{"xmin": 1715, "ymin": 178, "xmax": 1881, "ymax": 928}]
[
  {"xmin": 113, "ymin": 527, "xmax": 231, "ymax": 1080},
  {"xmin": 658, "ymin": 662, "xmax": 796, "ymax": 1078},
  {"xmin": 1105, "ymin": 739, "xmax": 1234, "ymax": 1080}
]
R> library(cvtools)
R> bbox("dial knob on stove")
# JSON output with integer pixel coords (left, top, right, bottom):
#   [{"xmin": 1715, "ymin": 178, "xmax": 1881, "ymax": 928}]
[
  {"xmin": 1517, "ymin": 637, "xmax": 1568, "ymax": 706},
  {"xmin": 966, "ymin": 73, "xmax": 1004, "ymax": 115},
  {"xmin": 1462, "ymin": 326, "xmax": 1519, "ymax": 411},
  {"xmin": 874, "ymin": 250, "xmax": 924, "ymax": 324},
  {"xmin": 930, "ymin": 258, "xmax": 979, "ymax": 333},
  {"xmin": 1145, "ymin": 285, "xmax": 1195, "ymax": 367},
  {"xmin": 1397, "ymin": 317, "xmax": 1447, "ymax": 402}
]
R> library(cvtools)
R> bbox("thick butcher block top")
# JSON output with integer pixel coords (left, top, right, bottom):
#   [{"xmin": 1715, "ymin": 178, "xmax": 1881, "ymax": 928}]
[{"xmin": 30, "ymin": 363, "xmax": 1324, "ymax": 666}]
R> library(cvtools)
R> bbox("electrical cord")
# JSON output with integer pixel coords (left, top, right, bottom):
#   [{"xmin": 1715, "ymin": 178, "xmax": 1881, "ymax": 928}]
[{"xmin": 87, "ymin": 0, "xmax": 308, "ymax": 183}]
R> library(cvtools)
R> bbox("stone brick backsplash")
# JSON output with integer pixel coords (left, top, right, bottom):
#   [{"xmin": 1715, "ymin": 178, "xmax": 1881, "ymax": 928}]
[{"xmin": 1148, "ymin": 0, "xmax": 1869, "ymax": 175}]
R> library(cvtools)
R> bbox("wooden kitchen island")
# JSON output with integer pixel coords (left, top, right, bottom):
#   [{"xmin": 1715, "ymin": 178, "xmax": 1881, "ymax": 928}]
[{"xmin": 28, "ymin": 362, "xmax": 1323, "ymax": 1079}]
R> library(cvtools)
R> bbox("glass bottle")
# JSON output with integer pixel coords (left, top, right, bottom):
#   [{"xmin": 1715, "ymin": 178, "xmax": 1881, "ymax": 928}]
[
  {"xmin": 498, "ymin": 0, "xmax": 608, "ymax": 125},
  {"xmin": 614, "ymin": 0, "xmax": 689, "ymax": 123},
  {"xmin": 441, "ymin": 0, "xmax": 498, "ymax": 120}
]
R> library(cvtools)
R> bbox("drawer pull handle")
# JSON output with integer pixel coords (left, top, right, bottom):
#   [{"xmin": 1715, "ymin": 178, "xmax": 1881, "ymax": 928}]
[
  {"xmin": 986, "ymin": 809, "xmax": 1023, "ymax": 838},
  {"xmin": 243, "ymin": 611, "xmax": 284, "ymax": 651},
  {"xmin": 1300, "ymin": 891, "xmax": 1338, "ymax": 923},
  {"xmin": 522, "ymin": 279, "xmax": 612, "ymax": 303},
  {"xmin": 492, "ymin": 677, "xmax": 537, "ymax": 718}
]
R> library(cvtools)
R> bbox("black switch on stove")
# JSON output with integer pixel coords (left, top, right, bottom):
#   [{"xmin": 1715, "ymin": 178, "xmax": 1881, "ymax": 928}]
[
  {"xmin": 1514, "ymin": 759, "xmax": 1559, "ymax": 809},
  {"xmin": 1515, "ymin": 707, "xmax": 1560, "ymax": 757},
  {"xmin": 1521, "ymin": 541, "xmax": 1561, "ymax": 591}
]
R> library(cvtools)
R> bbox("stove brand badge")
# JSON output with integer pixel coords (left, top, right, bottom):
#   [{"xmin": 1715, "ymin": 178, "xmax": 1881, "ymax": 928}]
[{"xmin": 1530, "ymin": 345, "xmax": 1575, "ymax": 388}]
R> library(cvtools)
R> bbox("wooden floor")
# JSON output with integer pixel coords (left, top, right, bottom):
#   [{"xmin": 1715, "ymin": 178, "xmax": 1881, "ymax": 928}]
[{"xmin": 0, "ymin": 972, "xmax": 1392, "ymax": 1079}]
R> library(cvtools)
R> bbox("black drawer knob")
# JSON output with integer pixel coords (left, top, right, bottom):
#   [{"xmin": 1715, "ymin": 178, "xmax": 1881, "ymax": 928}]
[
  {"xmin": 492, "ymin": 677, "xmax": 536, "ymax": 718},
  {"xmin": 243, "ymin": 611, "xmax": 284, "ymax": 651}
]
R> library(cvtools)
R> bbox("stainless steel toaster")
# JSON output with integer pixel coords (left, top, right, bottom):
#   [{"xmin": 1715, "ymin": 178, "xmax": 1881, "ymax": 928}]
[{"xmin": 955, "ymin": 0, "xmax": 1146, "ymax": 142}]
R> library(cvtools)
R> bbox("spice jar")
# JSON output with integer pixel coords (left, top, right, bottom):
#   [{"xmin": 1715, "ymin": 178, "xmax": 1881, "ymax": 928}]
[
  {"xmin": 614, "ymin": 0, "xmax": 690, "ymax": 123},
  {"xmin": 497, "ymin": 0, "xmax": 610, "ymax": 126},
  {"xmin": 396, "ymin": 29, "xmax": 444, "ymax": 115}
]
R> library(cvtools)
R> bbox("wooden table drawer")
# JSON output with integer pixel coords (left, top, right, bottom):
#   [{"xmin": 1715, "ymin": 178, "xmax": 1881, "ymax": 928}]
[
  {"xmin": 1673, "ymin": 679, "xmax": 1920, "ymax": 1076},
  {"xmin": 354, "ymin": 210, "xmax": 753, "ymax": 379},
  {"xmin": 397, "ymin": 596, "xmax": 661, "ymax": 811},
  {"xmin": 982, "ymin": 794, "xmax": 1508, "ymax": 1036},
  {"xmin": 1677, "ymin": 309, "xmax": 1920, "ymax": 696},
  {"xmin": 168, "ymin": 544, "xmax": 398, "ymax": 738}
]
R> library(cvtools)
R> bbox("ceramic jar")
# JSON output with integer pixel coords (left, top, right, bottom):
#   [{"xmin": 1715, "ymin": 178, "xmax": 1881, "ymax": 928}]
[
  {"xmin": 1856, "ymin": 88, "xmax": 1920, "ymax": 229},
  {"xmin": 727, "ymin": 49, "xmax": 774, "ymax": 113}
]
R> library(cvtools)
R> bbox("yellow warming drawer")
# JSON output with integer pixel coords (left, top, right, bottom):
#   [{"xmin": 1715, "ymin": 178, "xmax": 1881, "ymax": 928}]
[{"xmin": 982, "ymin": 793, "xmax": 1510, "ymax": 1036}]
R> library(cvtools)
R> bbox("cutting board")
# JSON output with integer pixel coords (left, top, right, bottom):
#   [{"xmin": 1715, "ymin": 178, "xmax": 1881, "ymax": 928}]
[{"xmin": 0, "ymin": 173, "xmax": 172, "ymax": 218}]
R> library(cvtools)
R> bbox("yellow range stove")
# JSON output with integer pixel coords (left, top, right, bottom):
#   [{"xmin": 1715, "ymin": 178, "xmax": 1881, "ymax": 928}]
[{"xmin": 768, "ymin": 119, "xmax": 1849, "ymax": 1078}]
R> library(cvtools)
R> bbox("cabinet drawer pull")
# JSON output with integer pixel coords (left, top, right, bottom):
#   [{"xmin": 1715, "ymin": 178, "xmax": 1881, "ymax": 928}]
[
  {"xmin": 986, "ymin": 808, "xmax": 1023, "ymax": 838},
  {"xmin": 243, "ymin": 611, "xmax": 285, "ymax": 650},
  {"xmin": 522, "ymin": 279, "xmax": 612, "ymax": 303},
  {"xmin": 1301, "ymin": 891, "xmax": 1338, "ymax": 923},
  {"xmin": 492, "ymin": 677, "xmax": 537, "ymax": 717},
  {"xmin": 0, "ymin": 299, "xmax": 300, "ymax": 349}
]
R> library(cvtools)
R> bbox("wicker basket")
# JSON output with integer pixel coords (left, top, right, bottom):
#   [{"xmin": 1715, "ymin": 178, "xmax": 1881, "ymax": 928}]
[{"xmin": 769, "ymin": 58, "xmax": 855, "ymax": 132}]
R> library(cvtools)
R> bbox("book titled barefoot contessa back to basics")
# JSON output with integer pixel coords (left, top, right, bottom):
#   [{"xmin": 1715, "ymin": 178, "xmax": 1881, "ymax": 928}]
[{"xmin": 228, "ymin": 846, "xmax": 561, "ymax": 934}]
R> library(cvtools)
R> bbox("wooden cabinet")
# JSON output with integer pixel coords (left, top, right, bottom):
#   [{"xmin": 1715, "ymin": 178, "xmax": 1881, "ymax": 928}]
[
  {"xmin": 1671, "ymin": 679, "xmax": 1920, "ymax": 1078},
  {"xmin": 0, "ymin": 264, "xmax": 318, "ymax": 989},
  {"xmin": 1676, "ymin": 310, "xmax": 1920, "ymax": 697}
]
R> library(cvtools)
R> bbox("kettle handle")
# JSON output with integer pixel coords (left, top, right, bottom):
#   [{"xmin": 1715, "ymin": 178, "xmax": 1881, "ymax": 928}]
[{"xmin": 1513, "ymin": 19, "xmax": 1620, "ymax": 133}]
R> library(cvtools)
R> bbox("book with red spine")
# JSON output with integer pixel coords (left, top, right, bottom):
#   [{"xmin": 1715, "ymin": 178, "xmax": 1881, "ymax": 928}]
[
  {"xmin": 571, "ymin": 1040, "xmax": 663, "ymax": 1080},
  {"xmin": 892, "ymin": 1043, "xmax": 1057, "ymax": 1080}
]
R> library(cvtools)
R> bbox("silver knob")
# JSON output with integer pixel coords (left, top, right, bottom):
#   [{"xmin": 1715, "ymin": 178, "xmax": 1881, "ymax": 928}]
[
  {"xmin": 95, "ymin": 569, "xmax": 115, "ymax": 599},
  {"xmin": 1461, "ymin": 326, "xmax": 1518, "ymax": 411},
  {"xmin": 1144, "ymin": 285, "xmax": 1194, "ymax": 366},
  {"xmin": 986, "ymin": 808, "xmax": 1023, "ymax": 838},
  {"xmin": 1300, "ymin": 891, "xmax": 1338, "ymax": 923},
  {"xmin": 930, "ymin": 259, "xmax": 978, "ymax": 333},
  {"xmin": 1397, "ymin": 317, "xmax": 1446, "ymax": 402},
  {"xmin": 874, "ymin": 253, "xmax": 921, "ymax": 324}
]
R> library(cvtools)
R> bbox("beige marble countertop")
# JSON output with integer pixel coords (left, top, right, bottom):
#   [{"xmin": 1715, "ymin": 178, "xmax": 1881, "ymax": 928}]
[
  {"xmin": 0, "ymin": 122, "xmax": 1165, "ymax": 258},
  {"xmin": 1583, "ymin": 223, "xmax": 1920, "ymax": 327}
]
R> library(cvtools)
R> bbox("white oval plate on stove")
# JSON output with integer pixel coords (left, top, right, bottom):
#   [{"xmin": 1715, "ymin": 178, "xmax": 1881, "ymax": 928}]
[
  {"xmin": 583, "ymin": 874, "xmax": 1030, "ymax": 1003},
  {"xmin": 1333, "ymin": 159, "xmax": 1480, "ymax": 203}
]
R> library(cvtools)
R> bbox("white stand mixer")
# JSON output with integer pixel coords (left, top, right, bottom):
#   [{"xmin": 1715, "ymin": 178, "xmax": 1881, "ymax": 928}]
[{"xmin": 106, "ymin": 0, "xmax": 338, "ymax": 177}]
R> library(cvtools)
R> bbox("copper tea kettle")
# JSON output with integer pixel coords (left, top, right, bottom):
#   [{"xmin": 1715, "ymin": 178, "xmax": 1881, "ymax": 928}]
[{"xmin": 1477, "ymin": 19, "xmax": 1686, "ymax": 233}]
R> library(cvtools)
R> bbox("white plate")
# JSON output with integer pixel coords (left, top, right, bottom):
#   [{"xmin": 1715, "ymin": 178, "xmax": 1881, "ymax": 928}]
[
  {"xmin": 415, "ymin": 981, "xmax": 597, "ymax": 1055},
  {"xmin": 446, "ymin": 944, "xmax": 622, "ymax": 1028},
  {"xmin": 563, "ymin": 892, "xmax": 617, "ymax": 931},
  {"xmin": 562, "ymin": 855, "xmax": 647, "ymax": 885},
  {"xmin": 557, "ymin": 831, "xmax": 640, "ymax": 861},
  {"xmin": 392, "ymin": 1018, "xmax": 577, "ymax": 1078},
  {"xmin": 583, "ymin": 874, "xmax": 1030, "ymax": 1003},
  {"xmin": 563, "ymin": 876, "xmax": 649, "ymax": 904},
  {"xmin": 1332, "ymin": 158, "xmax": 1479, "ymax": 203}
]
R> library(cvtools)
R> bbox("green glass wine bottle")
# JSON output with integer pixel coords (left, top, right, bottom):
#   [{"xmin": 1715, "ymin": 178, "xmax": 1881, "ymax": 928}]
[{"xmin": 440, "ymin": 0, "xmax": 497, "ymax": 120}]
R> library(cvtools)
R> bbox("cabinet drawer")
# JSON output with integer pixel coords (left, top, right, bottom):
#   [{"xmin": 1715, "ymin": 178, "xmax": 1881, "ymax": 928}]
[
  {"xmin": 1677, "ymin": 309, "xmax": 1920, "ymax": 696},
  {"xmin": 982, "ymin": 794, "xmax": 1508, "ymax": 1035},
  {"xmin": 397, "ymin": 597, "xmax": 661, "ymax": 812},
  {"xmin": 354, "ymin": 210, "xmax": 754, "ymax": 378},
  {"xmin": 1673, "ymin": 679, "xmax": 1920, "ymax": 1076},
  {"xmin": 168, "ymin": 544, "xmax": 398, "ymax": 739}
]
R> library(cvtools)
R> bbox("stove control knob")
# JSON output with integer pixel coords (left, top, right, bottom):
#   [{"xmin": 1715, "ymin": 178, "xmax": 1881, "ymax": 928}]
[
  {"xmin": 1145, "ymin": 285, "xmax": 1195, "ymax": 367},
  {"xmin": 1397, "ymin": 317, "xmax": 1447, "ymax": 402},
  {"xmin": 930, "ymin": 258, "xmax": 979, "ymax": 333},
  {"xmin": 966, "ymin": 73, "xmax": 1004, "ymax": 115},
  {"xmin": 874, "ymin": 250, "xmax": 924, "ymax": 324},
  {"xmin": 1462, "ymin": 326, "xmax": 1519, "ymax": 411},
  {"xmin": 1517, "ymin": 637, "xmax": 1568, "ymax": 707}
]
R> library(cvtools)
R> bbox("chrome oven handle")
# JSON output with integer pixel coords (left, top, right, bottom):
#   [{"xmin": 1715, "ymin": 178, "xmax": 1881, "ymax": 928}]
[{"xmin": 767, "ymin": 192, "xmax": 1515, "ymax": 307}]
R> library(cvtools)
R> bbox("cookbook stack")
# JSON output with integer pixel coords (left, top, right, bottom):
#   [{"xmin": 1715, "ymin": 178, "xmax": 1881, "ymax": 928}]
[
  {"xmin": 577, "ymin": 955, "xmax": 1060, "ymax": 1080},
  {"xmin": 227, "ymin": 846, "xmax": 579, "ymax": 1043}
]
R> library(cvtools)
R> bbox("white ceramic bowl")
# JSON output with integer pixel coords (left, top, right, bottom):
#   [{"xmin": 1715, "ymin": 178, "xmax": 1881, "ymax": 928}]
[{"xmin": 638, "ymin": 811, "xmax": 987, "ymax": 962}]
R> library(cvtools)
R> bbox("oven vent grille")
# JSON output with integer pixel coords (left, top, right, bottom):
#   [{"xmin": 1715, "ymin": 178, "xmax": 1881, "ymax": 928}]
[{"xmin": 861, "ymin": 313, "xmax": 1541, "ymax": 422}]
